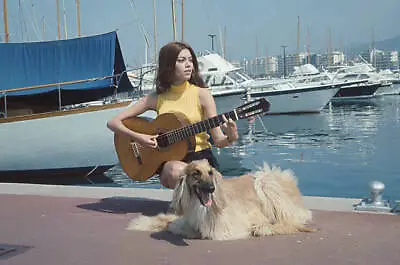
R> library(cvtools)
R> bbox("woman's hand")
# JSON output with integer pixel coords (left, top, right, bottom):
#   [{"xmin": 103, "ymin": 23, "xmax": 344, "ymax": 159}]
[
  {"xmin": 221, "ymin": 115, "xmax": 239, "ymax": 143},
  {"xmin": 134, "ymin": 133, "xmax": 159, "ymax": 149}
]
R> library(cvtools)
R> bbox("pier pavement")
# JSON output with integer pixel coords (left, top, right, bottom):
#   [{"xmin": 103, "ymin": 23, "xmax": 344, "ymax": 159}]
[{"xmin": 0, "ymin": 183, "xmax": 399, "ymax": 265}]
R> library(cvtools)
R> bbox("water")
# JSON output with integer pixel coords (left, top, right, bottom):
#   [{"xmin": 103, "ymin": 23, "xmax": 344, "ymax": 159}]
[{"xmin": 105, "ymin": 88, "xmax": 400, "ymax": 200}]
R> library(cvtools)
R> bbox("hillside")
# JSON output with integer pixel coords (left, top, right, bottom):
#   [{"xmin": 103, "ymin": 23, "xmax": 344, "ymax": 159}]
[{"xmin": 349, "ymin": 35, "xmax": 400, "ymax": 55}]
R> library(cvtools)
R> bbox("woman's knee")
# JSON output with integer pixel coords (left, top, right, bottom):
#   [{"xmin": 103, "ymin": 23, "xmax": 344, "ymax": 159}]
[{"xmin": 160, "ymin": 161, "xmax": 186, "ymax": 189}]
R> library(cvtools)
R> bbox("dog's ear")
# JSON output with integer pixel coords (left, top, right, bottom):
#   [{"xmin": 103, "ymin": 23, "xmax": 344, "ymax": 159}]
[
  {"xmin": 210, "ymin": 167, "xmax": 227, "ymax": 212},
  {"xmin": 212, "ymin": 167, "xmax": 223, "ymax": 182},
  {"xmin": 170, "ymin": 175, "xmax": 187, "ymax": 215}
]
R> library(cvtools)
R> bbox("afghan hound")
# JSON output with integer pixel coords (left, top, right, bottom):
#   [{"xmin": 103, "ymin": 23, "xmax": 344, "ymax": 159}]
[{"xmin": 127, "ymin": 159, "xmax": 315, "ymax": 240}]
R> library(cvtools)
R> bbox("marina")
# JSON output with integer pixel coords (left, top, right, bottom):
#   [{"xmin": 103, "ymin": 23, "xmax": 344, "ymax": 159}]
[
  {"xmin": 1, "ymin": 1, "xmax": 399, "ymax": 264},
  {"xmin": 107, "ymin": 90, "xmax": 400, "ymax": 201}
]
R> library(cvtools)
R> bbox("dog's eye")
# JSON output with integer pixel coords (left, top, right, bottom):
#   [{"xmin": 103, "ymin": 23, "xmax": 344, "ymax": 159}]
[
  {"xmin": 191, "ymin": 169, "xmax": 201, "ymax": 178},
  {"xmin": 208, "ymin": 170, "xmax": 213, "ymax": 176}
]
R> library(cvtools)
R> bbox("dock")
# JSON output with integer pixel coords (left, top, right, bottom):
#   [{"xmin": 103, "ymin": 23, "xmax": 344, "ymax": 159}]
[{"xmin": 1, "ymin": 183, "xmax": 399, "ymax": 265}]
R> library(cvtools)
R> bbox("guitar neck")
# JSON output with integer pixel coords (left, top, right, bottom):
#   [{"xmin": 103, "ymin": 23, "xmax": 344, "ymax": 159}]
[{"xmin": 158, "ymin": 109, "xmax": 239, "ymax": 147}]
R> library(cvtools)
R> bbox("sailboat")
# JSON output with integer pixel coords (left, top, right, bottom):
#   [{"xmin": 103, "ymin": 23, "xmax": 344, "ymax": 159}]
[{"xmin": 0, "ymin": 0, "xmax": 155, "ymax": 183}]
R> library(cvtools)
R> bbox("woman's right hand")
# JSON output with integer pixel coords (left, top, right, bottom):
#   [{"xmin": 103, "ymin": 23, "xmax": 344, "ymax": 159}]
[{"xmin": 134, "ymin": 133, "xmax": 159, "ymax": 149}]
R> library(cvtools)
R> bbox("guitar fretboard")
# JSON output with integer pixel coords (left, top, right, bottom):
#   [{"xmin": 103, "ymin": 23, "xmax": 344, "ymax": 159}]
[{"xmin": 157, "ymin": 110, "xmax": 237, "ymax": 147}]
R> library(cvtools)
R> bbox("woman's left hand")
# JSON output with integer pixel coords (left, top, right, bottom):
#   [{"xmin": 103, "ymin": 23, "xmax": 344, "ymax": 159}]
[{"xmin": 221, "ymin": 115, "xmax": 239, "ymax": 143}]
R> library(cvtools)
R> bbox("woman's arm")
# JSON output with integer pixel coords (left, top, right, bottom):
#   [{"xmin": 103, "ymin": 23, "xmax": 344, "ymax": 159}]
[
  {"xmin": 198, "ymin": 88, "xmax": 239, "ymax": 148},
  {"xmin": 106, "ymin": 93, "xmax": 159, "ymax": 149}
]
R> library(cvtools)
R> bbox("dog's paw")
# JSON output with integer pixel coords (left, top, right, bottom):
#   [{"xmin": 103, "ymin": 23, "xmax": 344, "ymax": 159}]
[
  {"xmin": 251, "ymin": 224, "xmax": 273, "ymax": 237},
  {"xmin": 127, "ymin": 214, "xmax": 178, "ymax": 232},
  {"xmin": 298, "ymin": 225, "xmax": 319, "ymax": 233}
]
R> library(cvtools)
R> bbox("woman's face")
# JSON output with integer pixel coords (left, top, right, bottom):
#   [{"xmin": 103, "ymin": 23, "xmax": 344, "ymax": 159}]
[{"xmin": 173, "ymin": 48, "xmax": 193, "ymax": 85}]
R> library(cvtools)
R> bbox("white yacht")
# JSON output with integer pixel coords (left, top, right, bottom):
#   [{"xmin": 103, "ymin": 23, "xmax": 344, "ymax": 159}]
[
  {"xmin": 198, "ymin": 53, "xmax": 251, "ymax": 97},
  {"xmin": 246, "ymin": 77, "xmax": 355, "ymax": 114},
  {"xmin": 246, "ymin": 64, "xmax": 366, "ymax": 114},
  {"xmin": 290, "ymin": 64, "xmax": 383, "ymax": 100},
  {"xmin": 330, "ymin": 63, "xmax": 398, "ymax": 97}
]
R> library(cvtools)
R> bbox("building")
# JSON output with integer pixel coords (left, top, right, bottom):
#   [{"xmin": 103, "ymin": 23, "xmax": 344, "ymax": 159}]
[{"xmin": 360, "ymin": 49, "xmax": 399, "ymax": 70}]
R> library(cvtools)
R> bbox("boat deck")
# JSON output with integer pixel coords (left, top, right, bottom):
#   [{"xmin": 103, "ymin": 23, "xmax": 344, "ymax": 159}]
[{"xmin": 1, "ymin": 183, "xmax": 399, "ymax": 265}]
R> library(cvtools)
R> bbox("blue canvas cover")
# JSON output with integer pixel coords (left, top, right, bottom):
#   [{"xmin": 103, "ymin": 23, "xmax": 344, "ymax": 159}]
[{"xmin": 0, "ymin": 31, "xmax": 131, "ymax": 97}]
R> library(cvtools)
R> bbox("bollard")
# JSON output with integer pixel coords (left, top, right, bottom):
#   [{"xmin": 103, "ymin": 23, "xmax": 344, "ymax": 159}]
[{"xmin": 353, "ymin": 180, "xmax": 394, "ymax": 213}]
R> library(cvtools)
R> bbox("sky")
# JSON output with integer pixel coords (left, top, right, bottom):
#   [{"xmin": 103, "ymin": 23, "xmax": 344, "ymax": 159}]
[{"xmin": 1, "ymin": 0, "xmax": 400, "ymax": 67}]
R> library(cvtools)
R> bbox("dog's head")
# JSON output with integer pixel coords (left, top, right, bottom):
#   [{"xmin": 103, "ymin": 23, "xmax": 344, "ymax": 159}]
[
  {"xmin": 184, "ymin": 159, "xmax": 219, "ymax": 207},
  {"xmin": 171, "ymin": 159, "xmax": 225, "ymax": 214}
]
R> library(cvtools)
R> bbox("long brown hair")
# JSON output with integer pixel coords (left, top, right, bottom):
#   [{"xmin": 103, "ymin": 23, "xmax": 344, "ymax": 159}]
[{"xmin": 156, "ymin": 41, "xmax": 206, "ymax": 94}]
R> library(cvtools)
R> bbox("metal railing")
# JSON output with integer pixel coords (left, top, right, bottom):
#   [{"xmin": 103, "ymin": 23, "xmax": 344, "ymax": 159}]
[{"xmin": 0, "ymin": 71, "xmax": 128, "ymax": 119}]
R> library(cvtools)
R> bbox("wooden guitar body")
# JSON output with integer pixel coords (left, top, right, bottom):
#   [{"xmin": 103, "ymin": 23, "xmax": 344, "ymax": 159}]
[{"xmin": 114, "ymin": 112, "xmax": 195, "ymax": 181}]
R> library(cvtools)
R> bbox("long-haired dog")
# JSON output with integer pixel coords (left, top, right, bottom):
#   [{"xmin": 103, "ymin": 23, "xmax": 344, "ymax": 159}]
[{"xmin": 128, "ymin": 159, "xmax": 314, "ymax": 240}]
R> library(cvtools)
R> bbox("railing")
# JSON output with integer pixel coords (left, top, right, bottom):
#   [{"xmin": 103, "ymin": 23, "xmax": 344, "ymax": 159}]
[
  {"xmin": 0, "ymin": 65, "xmax": 159, "ymax": 119},
  {"xmin": 0, "ymin": 72, "xmax": 127, "ymax": 119}
]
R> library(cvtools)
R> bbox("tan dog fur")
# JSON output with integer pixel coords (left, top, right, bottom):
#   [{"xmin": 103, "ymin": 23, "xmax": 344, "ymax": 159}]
[{"xmin": 128, "ymin": 159, "xmax": 314, "ymax": 240}]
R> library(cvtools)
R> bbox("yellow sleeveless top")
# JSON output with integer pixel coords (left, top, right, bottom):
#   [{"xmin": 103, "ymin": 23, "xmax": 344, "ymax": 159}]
[{"xmin": 156, "ymin": 81, "xmax": 212, "ymax": 152}]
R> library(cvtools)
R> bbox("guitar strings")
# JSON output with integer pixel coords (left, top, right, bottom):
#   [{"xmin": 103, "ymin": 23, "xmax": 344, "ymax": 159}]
[{"xmin": 162, "ymin": 112, "xmax": 234, "ymax": 145}]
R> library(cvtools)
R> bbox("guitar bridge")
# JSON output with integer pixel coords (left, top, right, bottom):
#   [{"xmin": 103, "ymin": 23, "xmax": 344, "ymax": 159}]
[{"xmin": 130, "ymin": 142, "xmax": 143, "ymax": 165}]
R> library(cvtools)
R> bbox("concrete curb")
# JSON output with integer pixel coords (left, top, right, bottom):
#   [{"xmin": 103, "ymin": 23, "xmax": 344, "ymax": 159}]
[{"xmin": 0, "ymin": 183, "xmax": 362, "ymax": 212}]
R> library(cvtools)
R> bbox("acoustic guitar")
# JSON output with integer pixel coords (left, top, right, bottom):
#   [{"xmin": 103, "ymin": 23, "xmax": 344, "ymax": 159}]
[{"xmin": 114, "ymin": 98, "xmax": 270, "ymax": 181}]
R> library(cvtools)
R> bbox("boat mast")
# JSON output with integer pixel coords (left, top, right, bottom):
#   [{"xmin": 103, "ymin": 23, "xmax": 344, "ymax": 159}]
[
  {"xmin": 171, "ymin": 0, "xmax": 177, "ymax": 40},
  {"xmin": 327, "ymin": 27, "xmax": 332, "ymax": 67},
  {"xmin": 371, "ymin": 27, "xmax": 375, "ymax": 68},
  {"xmin": 223, "ymin": 25, "xmax": 226, "ymax": 59},
  {"xmin": 62, "ymin": 0, "xmax": 68, "ymax": 39},
  {"xmin": 296, "ymin": 16, "xmax": 300, "ymax": 66},
  {"xmin": 42, "ymin": 16, "xmax": 46, "ymax": 40},
  {"xmin": 76, "ymin": 0, "xmax": 81, "ymax": 37},
  {"xmin": 3, "ymin": 0, "xmax": 9, "ymax": 42},
  {"xmin": 153, "ymin": 0, "xmax": 157, "ymax": 62},
  {"xmin": 307, "ymin": 26, "xmax": 310, "ymax": 64},
  {"xmin": 56, "ymin": 0, "xmax": 61, "ymax": 39},
  {"xmin": 181, "ymin": 0, "xmax": 184, "ymax": 41}
]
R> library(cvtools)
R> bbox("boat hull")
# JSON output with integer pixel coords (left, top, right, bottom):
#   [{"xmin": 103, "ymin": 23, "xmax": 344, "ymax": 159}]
[
  {"xmin": 0, "ymin": 102, "xmax": 156, "ymax": 180},
  {"xmin": 247, "ymin": 85, "xmax": 339, "ymax": 114},
  {"xmin": 333, "ymin": 83, "xmax": 380, "ymax": 100},
  {"xmin": 374, "ymin": 84, "xmax": 400, "ymax": 96},
  {"xmin": 211, "ymin": 88, "xmax": 246, "ymax": 97},
  {"xmin": 0, "ymin": 166, "xmax": 114, "ymax": 184}
]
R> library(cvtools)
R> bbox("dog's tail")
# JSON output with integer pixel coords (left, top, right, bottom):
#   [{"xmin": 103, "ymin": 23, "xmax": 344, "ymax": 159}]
[
  {"xmin": 253, "ymin": 163, "xmax": 313, "ymax": 226},
  {"xmin": 126, "ymin": 213, "xmax": 178, "ymax": 232}
]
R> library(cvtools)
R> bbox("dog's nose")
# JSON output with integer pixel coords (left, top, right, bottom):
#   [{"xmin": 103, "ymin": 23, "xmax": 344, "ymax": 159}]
[{"xmin": 200, "ymin": 182, "xmax": 215, "ymax": 193}]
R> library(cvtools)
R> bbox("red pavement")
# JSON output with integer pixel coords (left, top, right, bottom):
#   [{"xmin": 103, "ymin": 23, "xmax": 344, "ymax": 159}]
[{"xmin": 1, "ymin": 194, "xmax": 399, "ymax": 265}]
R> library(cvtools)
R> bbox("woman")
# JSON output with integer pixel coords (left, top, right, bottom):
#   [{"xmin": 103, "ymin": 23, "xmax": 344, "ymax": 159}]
[{"xmin": 107, "ymin": 41, "xmax": 238, "ymax": 189}]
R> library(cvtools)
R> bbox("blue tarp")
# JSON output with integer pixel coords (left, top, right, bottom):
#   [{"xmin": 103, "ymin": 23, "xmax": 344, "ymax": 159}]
[{"xmin": 0, "ymin": 31, "xmax": 129, "ymax": 96}]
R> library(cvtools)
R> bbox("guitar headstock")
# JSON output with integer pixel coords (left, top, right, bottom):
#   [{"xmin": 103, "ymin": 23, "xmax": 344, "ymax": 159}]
[{"xmin": 235, "ymin": 98, "xmax": 270, "ymax": 119}]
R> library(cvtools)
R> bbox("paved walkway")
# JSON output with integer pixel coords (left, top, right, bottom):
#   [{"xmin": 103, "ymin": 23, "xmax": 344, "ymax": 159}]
[{"xmin": 1, "ymin": 184, "xmax": 399, "ymax": 265}]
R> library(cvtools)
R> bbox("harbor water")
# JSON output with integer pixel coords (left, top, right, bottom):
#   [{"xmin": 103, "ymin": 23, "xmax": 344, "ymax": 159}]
[{"xmin": 105, "ymin": 87, "xmax": 400, "ymax": 200}]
